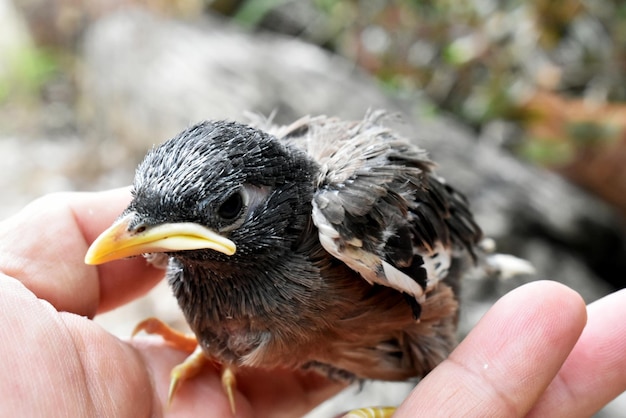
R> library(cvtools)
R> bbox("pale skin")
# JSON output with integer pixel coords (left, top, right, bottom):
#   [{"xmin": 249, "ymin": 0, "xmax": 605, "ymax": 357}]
[{"xmin": 0, "ymin": 188, "xmax": 624, "ymax": 418}]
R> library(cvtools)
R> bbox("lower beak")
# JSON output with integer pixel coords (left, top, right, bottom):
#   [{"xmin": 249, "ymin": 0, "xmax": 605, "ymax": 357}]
[{"xmin": 84, "ymin": 212, "xmax": 236, "ymax": 265}]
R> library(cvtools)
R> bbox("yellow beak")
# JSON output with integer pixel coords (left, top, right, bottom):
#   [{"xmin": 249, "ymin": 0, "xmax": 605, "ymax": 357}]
[{"xmin": 84, "ymin": 212, "xmax": 236, "ymax": 265}]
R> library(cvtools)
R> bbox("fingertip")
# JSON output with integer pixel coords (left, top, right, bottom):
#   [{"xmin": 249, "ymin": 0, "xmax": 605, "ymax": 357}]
[
  {"xmin": 0, "ymin": 188, "xmax": 164, "ymax": 317},
  {"xmin": 396, "ymin": 281, "xmax": 587, "ymax": 417},
  {"xmin": 0, "ymin": 192, "xmax": 102, "ymax": 317},
  {"xmin": 527, "ymin": 288, "xmax": 626, "ymax": 417},
  {"xmin": 461, "ymin": 280, "xmax": 586, "ymax": 362},
  {"xmin": 68, "ymin": 187, "xmax": 133, "ymax": 244},
  {"xmin": 68, "ymin": 188, "xmax": 167, "ymax": 313},
  {"xmin": 464, "ymin": 280, "xmax": 587, "ymax": 379},
  {"xmin": 495, "ymin": 280, "xmax": 588, "ymax": 334},
  {"xmin": 519, "ymin": 279, "xmax": 586, "ymax": 310}
]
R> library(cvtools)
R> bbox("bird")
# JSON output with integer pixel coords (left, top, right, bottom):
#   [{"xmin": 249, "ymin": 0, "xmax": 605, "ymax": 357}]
[{"xmin": 85, "ymin": 111, "xmax": 520, "ymax": 417}]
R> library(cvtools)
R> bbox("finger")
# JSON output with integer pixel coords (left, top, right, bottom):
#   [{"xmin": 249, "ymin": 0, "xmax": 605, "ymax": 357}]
[
  {"xmin": 527, "ymin": 288, "xmax": 626, "ymax": 417},
  {"xmin": 395, "ymin": 281, "xmax": 587, "ymax": 417},
  {"xmin": 67, "ymin": 188, "xmax": 165, "ymax": 313},
  {"xmin": 0, "ymin": 274, "xmax": 154, "ymax": 417},
  {"xmin": 0, "ymin": 189, "xmax": 163, "ymax": 317}
]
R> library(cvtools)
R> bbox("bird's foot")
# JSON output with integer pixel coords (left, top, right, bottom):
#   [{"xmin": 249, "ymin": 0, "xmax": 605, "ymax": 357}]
[
  {"xmin": 168, "ymin": 348, "xmax": 237, "ymax": 413},
  {"xmin": 132, "ymin": 317, "xmax": 204, "ymax": 405},
  {"xmin": 168, "ymin": 345, "xmax": 207, "ymax": 404},
  {"xmin": 132, "ymin": 317, "xmax": 198, "ymax": 353},
  {"xmin": 132, "ymin": 317, "xmax": 238, "ymax": 414},
  {"xmin": 339, "ymin": 406, "xmax": 396, "ymax": 418},
  {"xmin": 167, "ymin": 345, "xmax": 237, "ymax": 415}
]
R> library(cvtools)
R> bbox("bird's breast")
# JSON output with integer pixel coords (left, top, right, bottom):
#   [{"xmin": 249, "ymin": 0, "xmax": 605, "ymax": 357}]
[
  {"xmin": 166, "ymin": 257, "xmax": 317, "ymax": 365},
  {"xmin": 191, "ymin": 318, "xmax": 272, "ymax": 365}
]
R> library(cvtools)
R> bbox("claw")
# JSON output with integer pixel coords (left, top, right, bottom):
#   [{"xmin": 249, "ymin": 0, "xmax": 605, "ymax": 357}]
[
  {"xmin": 221, "ymin": 366, "xmax": 237, "ymax": 414},
  {"xmin": 168, "ymin": 345, "xmax": 207, "ymax": 404}
]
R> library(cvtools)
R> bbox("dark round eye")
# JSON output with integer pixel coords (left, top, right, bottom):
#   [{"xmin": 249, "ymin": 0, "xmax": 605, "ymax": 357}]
[{"xmin": 218, "ymin": 191, "xmax": 244, "ymax": 221}]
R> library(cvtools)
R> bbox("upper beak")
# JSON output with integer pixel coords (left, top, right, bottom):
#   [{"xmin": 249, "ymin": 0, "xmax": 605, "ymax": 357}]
[{"xmin": 84, "ymin": 212, "xmax": 236, "ymax": 265}]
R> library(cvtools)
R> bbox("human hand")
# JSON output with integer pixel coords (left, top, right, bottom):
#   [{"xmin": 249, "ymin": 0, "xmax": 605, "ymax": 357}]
[
  {"xmin": 0, "ymin": 188, "xmax": 343, "ymax": 418},
  {"xmin": 394, "ymin": 273, "xmax": 626, "ymax": 417},
  {"xmin": 0, "ymin": 189, "xmax": 624, "ymax": 418}
]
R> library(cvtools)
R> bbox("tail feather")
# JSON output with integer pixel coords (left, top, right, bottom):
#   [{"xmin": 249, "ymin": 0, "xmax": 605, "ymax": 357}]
[
  {"xmin": 484, "ymin": 253, "xmax": 536, "ymax": 279},
  {"xmin": 467, "ymin": 237, "xmax": 535, "ymax": 280}
]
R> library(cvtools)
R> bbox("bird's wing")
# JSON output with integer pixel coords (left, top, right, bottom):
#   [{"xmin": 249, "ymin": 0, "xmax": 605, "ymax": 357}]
[{"xmin": 274, "ymin": 111, "xmax": 482, "ymax": 307}]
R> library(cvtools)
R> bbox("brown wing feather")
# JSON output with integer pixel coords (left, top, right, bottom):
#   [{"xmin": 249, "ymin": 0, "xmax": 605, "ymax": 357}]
[{"xmin": 267, "ymin": 111, "xmax": 482, "ymax": 305}]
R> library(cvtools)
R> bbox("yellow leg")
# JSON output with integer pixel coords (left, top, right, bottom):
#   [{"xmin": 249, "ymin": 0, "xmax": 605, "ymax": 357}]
[
  {"xmin": 221, "ymin": 366, "xmax": 237, "ymax": 414},
  {"xmin": 341, "ymin": 407, "xmax": 396, "ymax": 418},
  {"xmin": 132, "ymin": 317, "xmax": 205, "ymax": 404},
  {"xmin": 132, "ymin": 317, "xmax": 239, "ymax": 412},
  {"xmin": 132, "ymin": 317, "xmax": 198, "ymax": 353},
  {"xmin": 168, "ymin": 345, "xmax": 207, "ymax": 404}
]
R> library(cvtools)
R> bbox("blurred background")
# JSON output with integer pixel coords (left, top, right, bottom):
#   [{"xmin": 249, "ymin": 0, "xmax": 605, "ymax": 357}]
[{"xmin": 1, "ymin": 0, "xmax": 625, "ymax": 416}]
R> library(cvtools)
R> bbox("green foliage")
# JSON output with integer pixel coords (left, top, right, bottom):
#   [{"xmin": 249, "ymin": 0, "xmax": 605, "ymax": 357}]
[
  {"xmin": 233, "ymin": 0, "xmax": 291, "ymax": 28},
  {"xmin": 519, "ymin": 138, "xmax": 576, "ymax": 165},
  {"xmin": 566, "ymin": 121, "xmax": 620, "ymax": 148},
  {"xmin": 0, "ymin": 46, "xmax": 58, "ymax": 104},
  {"xmin": 297, "ymin": 0, "xmax": 626, "ymax": 169}
]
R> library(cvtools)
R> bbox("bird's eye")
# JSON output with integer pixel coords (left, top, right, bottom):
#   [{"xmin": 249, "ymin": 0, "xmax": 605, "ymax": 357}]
[{"xmin": 218, "ymin": 191, "xmax": 244, "ymax": 221}]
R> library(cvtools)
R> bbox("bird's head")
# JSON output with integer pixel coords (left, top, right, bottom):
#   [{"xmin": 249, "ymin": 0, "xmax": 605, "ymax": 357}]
[{"xmin": 85, "ymin": 120, "xmax": 317, "ymax": 267}]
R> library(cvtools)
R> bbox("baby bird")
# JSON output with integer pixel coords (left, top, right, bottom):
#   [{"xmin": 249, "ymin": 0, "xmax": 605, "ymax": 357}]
[{"xmin": 86, "ymin": 111, "xmax": 495, "ymax": 416}]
